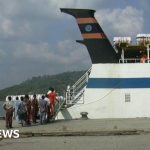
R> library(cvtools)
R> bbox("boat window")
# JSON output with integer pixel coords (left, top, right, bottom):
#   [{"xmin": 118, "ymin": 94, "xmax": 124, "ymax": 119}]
[{"xmin": 125, "ymin": 93, "xmax": 131, "ymax": 102}]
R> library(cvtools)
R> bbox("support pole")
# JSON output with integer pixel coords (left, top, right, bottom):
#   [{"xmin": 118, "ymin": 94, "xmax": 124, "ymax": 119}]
[{"xmin": 147, "ymin": 44, "xmax": 150, "ymax": 63}]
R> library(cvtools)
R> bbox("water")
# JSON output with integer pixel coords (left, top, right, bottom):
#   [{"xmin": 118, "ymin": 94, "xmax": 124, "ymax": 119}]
[{"xmin": 0, "ymin": 101, "xmax": 4, "ymax": 117}]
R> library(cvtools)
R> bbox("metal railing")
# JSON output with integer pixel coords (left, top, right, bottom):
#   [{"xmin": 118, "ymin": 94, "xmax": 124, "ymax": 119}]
[
  {"xmin": 119, "ymin": 58, "xmax": 150, "ymax": 63},
  {"xmin": 53, "ymin": 68, "xmax": 91, "ymax": 119},
  {"xmin": 51, "ymin": 96, "xmax": 67, "ymax": 120},
  {"xmin": 65, "ymin": 67, "xmax": 91, "ymax": 105}
]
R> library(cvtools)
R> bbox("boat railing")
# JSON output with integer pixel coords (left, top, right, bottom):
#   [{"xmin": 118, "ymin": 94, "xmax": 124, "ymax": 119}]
[
  {"xmin": 53, "ymin": 68, "xmax": 91, "ymax": 119},
  {"xmin": 119, "ymin": 58, "xmax": 150, "ymax": 63},
  {"xmin": 53, "ymin": 96, "xmax": 66, "ymax": 120},
  {"xmin": 65, "ymin": 67, "xmax": 91, "ymax": 105}
]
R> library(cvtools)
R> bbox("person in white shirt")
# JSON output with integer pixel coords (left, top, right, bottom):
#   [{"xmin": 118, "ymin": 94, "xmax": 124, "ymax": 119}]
[
  {"xmin": 39, "ymin": 95, "xmax": 47, "ymax": 124},
  {"xmin": 3, "ymin": 96, "xmax": 14, "ymax": 129},
  {"xmin": 45, "ymin": 94, "xmax": 50, "ymax": 122},
  {"xmin": 14, "ymin": 97, "xmax": 21, "ymax": 123}
]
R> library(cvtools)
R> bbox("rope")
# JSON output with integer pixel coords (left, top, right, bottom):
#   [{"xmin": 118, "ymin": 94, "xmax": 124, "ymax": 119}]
[
  {"xmin": 69, "ymin": 82, "xmax": 121, "ymax": 109},
  {"xmin": 70, "ymin": 86, "xmax": 116, "ymax": 109}
]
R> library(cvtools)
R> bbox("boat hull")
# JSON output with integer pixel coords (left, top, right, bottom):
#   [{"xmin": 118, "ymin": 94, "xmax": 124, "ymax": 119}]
[{"xmin": 57, "ymin": 63, "xmax": 150, "ymax": 119}]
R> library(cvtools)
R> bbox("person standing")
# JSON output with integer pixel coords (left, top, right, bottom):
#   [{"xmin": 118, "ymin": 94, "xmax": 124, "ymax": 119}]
[
  {"xmin": 3, "ymin": 96, "xmax": 14, "ymax": 129},
  {"xmin": 31, "ymin": 94, "xmax": 39, "ymax": 123},
  {"xmin": 45, "ymin": 94, "xmax": 50, "ymax": 122},
  {"xmin": 14, "ymin": 96, "xmax": 21, "ymax": 123},
  {"xmin": 48, "ymin": 88, "xmax": 57, "ymax": 117},
  {"xmin": 39, "ymin": 95, "xmax": 47, "ymax": 124},
  {"xmin": 24, "ymin": 94, "xmax": 31, "ymax": 125},
  {"xmin": 17, "ymin": 96, "xmax": 27, "ymax": 127}
]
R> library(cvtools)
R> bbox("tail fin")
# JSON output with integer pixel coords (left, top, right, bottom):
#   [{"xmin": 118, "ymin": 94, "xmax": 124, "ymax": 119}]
[{"xmin": 60, "ymin": 8, "xmax": 118, "ymax": 64}]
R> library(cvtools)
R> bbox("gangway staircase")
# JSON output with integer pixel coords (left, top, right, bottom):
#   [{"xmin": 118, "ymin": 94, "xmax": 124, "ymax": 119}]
[{"xmin": 53, "ymin": 68, "xmax": 91, "ymax": 120}]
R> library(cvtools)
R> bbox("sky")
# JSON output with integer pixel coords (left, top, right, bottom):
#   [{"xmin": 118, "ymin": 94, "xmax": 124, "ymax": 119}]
[{"xmin": 0, "ymin": 0, "xmax": 149, "ymax": 89}]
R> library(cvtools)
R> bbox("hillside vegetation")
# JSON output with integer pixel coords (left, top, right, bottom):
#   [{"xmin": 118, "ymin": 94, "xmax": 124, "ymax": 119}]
[{"xmin": 0, "ymin": 71, "xmax": 86, "ymax": 101}]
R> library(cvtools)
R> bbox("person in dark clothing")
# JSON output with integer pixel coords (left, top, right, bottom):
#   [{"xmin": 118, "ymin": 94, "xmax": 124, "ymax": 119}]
[
  {"xmin": 31, "ymin": 94, "xmax": 39, "ymax": 123},
  {"xmin": 24, "ymin": 94, "xmax": 31, "ymax": 125},
  {"xmin": 17, "ymin": 96, "xmax": 27, "ymax": 127}
]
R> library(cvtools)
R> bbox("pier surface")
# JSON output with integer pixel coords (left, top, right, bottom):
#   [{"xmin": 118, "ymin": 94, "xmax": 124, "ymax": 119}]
[{"xmin": 1, "ymin": 118, "xmax": 150, "ymax": 150}]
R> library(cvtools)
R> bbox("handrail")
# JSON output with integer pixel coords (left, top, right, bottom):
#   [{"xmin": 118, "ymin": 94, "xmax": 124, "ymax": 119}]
[
  {"xmin": 119, "ymin": 58, "xmax": 149, "ymax": 63},
  {"xmin": 121, "ymin": 58, "xmax": 150, "ymax": 63},
  {"xmin": 72, "ymin": 67, "xmax": 91, "ymax": 87},
  {"xmin": 65, "ymin": 67, "xmax": 91, "ymax": 105},
  {"xmin": 53, "ymin": 97, "xmax": 66, "ymax": 119},
  {"xmin": 53, "ymin": 68, "xmax": 91, "ymax": 119}
]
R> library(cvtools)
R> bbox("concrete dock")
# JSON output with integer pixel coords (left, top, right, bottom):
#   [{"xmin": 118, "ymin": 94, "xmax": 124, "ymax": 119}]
[
  {"xmin": 0, "ymin": 118, "xmax": 150, "ymax": 136},
  {"xmin": 1, "ymin": 118, "xmax": 150, "ymax": 150}
]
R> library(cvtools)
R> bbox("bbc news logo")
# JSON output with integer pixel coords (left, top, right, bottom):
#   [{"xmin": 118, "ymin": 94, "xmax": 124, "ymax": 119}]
[{"xmin": 0, "ymin": 130, "xmax": 19, "ymax": 138}]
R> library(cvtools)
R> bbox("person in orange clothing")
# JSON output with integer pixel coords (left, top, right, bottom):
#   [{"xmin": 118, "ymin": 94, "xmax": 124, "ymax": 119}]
[
  {"xmin": 140, "ymin": 54, "xmax": 148, "ymax": 63},
  {"xmin": 48, "ymin": 88, "xmax": 57, "ymax": 117}
]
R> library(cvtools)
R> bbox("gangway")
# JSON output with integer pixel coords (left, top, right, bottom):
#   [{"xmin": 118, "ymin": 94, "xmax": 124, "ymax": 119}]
[
  {"xmin": 53, "ymin": 68, "xmax": 91, "ymax": 120},
  {"xmin": 65, "ymin": 67, "xmax": 91, "ymax": 105}
]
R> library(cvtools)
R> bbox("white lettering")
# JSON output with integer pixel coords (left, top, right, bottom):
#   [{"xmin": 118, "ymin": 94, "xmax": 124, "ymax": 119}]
[
  {"xmin": 0, "ymin": 130, "xmax": 20, "ymax": 138},
  {"xmin": 13, "ymin": 130, "xmax": 19, "ymax": 138},
  {"xmin": 3, "ymin": 130, "xmax": 13, "ymax": 138}
]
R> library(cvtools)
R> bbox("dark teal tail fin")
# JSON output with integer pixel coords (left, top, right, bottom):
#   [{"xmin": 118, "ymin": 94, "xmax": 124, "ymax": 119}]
[{"xmin": 60, "ymin": 8, "xmax": 119, "ymax": 64}]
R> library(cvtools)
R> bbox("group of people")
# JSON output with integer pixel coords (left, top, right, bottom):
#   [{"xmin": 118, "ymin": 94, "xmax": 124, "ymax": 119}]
[{"xmin": 3, "ymin": 88, "xmax": 57, "ymax": 129}]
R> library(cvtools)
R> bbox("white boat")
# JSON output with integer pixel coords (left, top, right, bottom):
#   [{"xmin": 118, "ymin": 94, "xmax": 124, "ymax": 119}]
[{"xmin": 56, "ymin": 8, "xmax": 150, "ymax": 119}]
